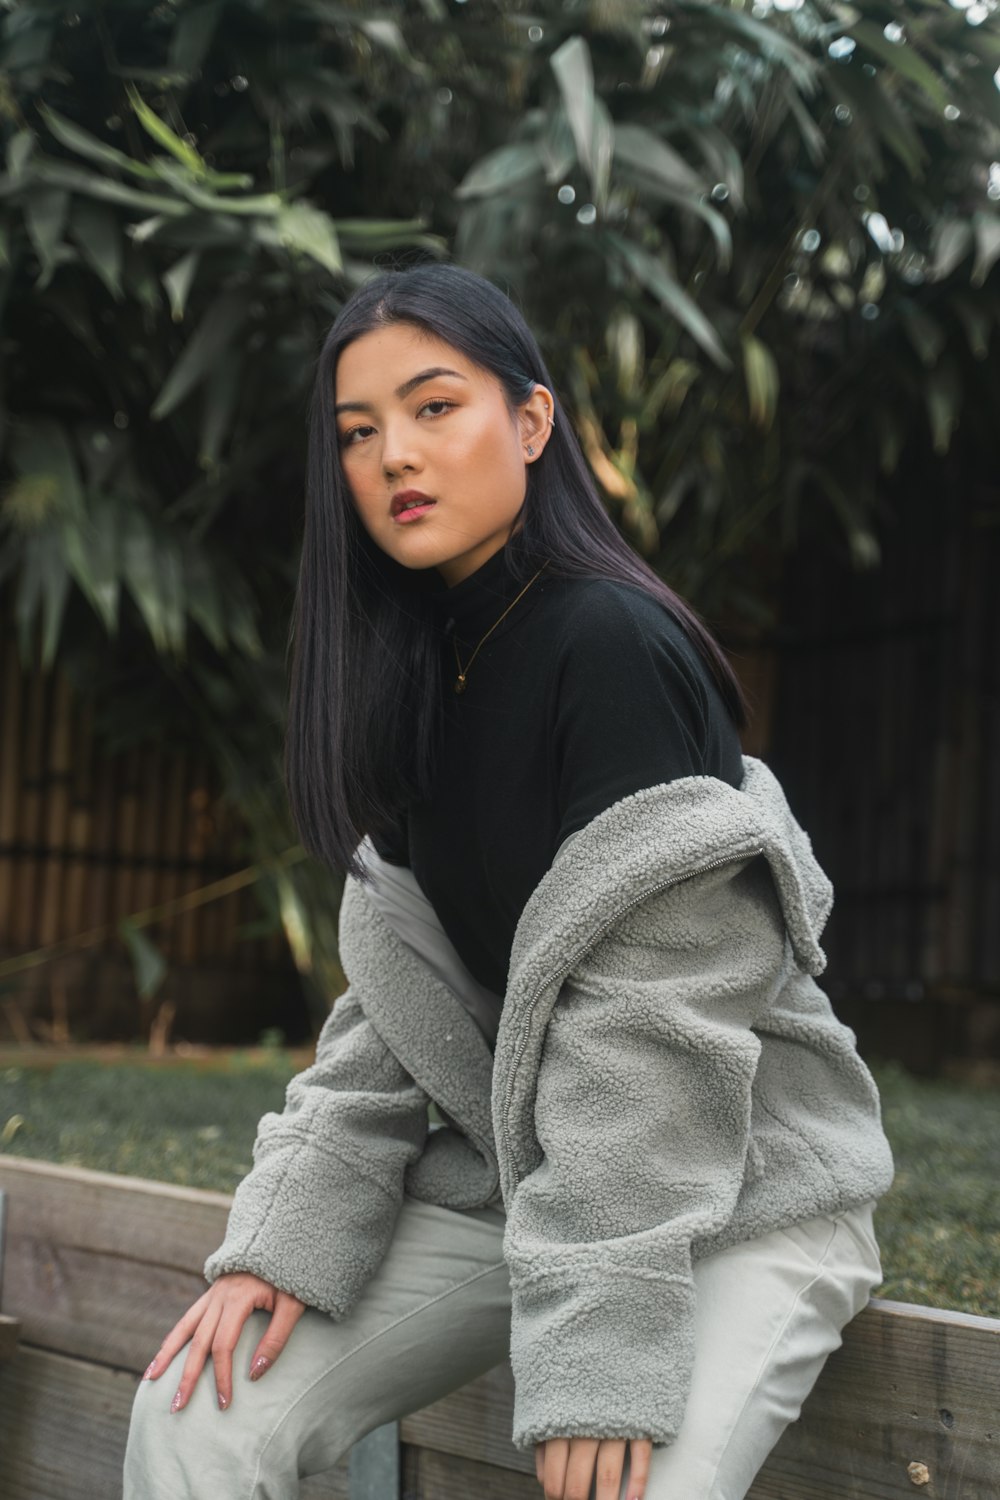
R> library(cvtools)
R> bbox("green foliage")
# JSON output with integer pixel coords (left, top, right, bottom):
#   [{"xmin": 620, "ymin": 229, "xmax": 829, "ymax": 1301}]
[{"xmin": 1, "ymin": 0, "xmax": 999, "ymax": 1010}]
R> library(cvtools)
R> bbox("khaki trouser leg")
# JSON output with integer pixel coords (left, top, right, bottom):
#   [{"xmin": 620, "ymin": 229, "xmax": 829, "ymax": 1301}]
[{"xmin": 123, "ymin": 1197, "xmax": 511, "ymax": 1500}]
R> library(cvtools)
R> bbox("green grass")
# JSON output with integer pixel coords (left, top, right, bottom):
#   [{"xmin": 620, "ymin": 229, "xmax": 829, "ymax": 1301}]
[
  {"xmin": 0, "ymin": 1053, "xmax": 997, "ymax": 1319},
  {"xmin": 868, "ymin": 1060, "xmax": 1000, "ymax": 1319},
  {"xmin": 0, "ymin": 1052, "xmax": 296, "ymax": 1193}
]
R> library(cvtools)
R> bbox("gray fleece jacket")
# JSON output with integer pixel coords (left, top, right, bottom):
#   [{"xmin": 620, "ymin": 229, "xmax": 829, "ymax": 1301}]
[{"xmin": 204, "ymin": 755, "xmax": 894, "ymax": 1451}]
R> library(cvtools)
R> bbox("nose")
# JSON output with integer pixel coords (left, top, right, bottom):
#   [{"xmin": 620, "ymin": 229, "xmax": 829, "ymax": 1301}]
[{"xmin": 380, "ymin": 419, "xmax": 422, "ymax": 480}]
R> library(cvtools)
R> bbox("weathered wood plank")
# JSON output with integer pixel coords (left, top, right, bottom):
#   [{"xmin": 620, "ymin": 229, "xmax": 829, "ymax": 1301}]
[
  {"xmin": 7, "ymin": 1233, "xmax": 208, "ymax": 1369},
  {"xmin": 403, "ymin": 1442, "xmax": 541, "ymax": 1500},
  {"xmin": 3, "ymin": 1158, "xmax": 999, "ymax": 1499},
  {"xmin": 0, "ymin": 1154, "xmax": 231, "ymax": 1269},
  {"xmin": 0, "ymin": 1345, "xmax": 349, "ymax": 1500},
  {"xmin": 0, "ymin": 1311, "xmax": 19, "ymax": 1361},
  {"xmin": 0, "ymin": 1153, "xmax": 229, "ymax": 1366}
]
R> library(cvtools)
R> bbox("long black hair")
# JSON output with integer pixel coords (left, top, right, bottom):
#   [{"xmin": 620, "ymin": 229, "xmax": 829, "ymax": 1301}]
[{"xmin": 286, "ymin": 262, "xmax": 748, "ymax": 884}]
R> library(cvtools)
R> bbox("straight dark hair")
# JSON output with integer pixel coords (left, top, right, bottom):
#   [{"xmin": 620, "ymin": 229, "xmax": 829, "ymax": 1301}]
[{"xmin": 287, "ymin": 262, "xmax": 748, "ymax": 884}]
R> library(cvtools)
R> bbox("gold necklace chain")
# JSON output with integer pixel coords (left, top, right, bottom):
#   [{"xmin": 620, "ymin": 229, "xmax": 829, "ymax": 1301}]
[{"xmin": 452, "ymin": 559, "xmax": 550, "ymax": 694}]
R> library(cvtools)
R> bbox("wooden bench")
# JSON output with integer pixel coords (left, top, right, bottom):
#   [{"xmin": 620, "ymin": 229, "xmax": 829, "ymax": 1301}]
[{"xmin": 0, "ymin": 1155, "xmax": 997, "ymax": 1499}]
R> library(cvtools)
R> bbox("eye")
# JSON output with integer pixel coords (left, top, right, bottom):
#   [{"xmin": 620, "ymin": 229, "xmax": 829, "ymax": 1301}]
[
  {"xmin": 418, "ymin": 398, "xmax": 456, "ymax": 418},
  {"xmin": 337, "ymin": 399, "xmax": 456, "ymax": 449},
  {"xmin": 338, "ymin": 424, "xmax": 373, "ymax": 448}
]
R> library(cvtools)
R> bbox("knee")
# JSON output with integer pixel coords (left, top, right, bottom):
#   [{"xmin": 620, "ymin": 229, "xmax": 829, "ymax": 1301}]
[{"xmin": 123, "ymin": 1353, "xmax": 254, "ymax": 1498}]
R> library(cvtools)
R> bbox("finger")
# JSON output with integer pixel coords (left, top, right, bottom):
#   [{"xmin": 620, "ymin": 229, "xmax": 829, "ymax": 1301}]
[
  {"xmin": 211, "ymin": 1298, "xmax": 256, "ymax": 1412},
  {"xmin": 542, "ymin": 1437, "xmax": 569, "ymax": 1500},
  {"xmin": 564, "ymin": 1437, "xmax": 600, "ymax": 1500},
  {"xmin": 248, "ymin": 1292, "xmax": 306, "ymax": 1380},
  {"xmin": 142, "ymin": 1288, "xmax": 214, "ymax": 1381},
  {"xmin": 171, "ymin": 1299, "xmax": 225, "ymax": 1414},
  {"xmin": 535, "ymin": 1442, "xmax": 545, "ymax": 1487},
  {"xmin": 593, "ymin": 1438, "xmax": 626, "ymax": 1500},
  {"xmin": 624, "ymin": 1439, "xmax": 652, "ymax": 1500}
]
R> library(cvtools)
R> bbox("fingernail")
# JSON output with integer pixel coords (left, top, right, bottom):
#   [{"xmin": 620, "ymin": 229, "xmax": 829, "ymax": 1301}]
[
  {"xmin": 142, "ymin": 1360, "xmax": 157, "ymax": 1380},
  {"xmin": 218, "ymin": 1392, "xmax": 230, "ymax": 1411},
  {"xmin": 248, "ymin": 1356, "xmax": 271, "ymax": 1381},
  {"xmin": 170, "ymin": 1390, "xmax": 183, "ymax": 1414}
]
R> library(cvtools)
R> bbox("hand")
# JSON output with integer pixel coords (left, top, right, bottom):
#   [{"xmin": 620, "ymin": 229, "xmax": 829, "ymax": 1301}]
[
  {"xmin": 141, "ymin": 1272, "xmax": 306, "ymax": 1413},
  {"xmin": 535, "ymin": 1436, "xmax": 652, "ymax": 1500}
]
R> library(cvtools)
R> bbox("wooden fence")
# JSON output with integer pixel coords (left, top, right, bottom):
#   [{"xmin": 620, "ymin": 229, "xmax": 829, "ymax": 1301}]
[
  {"xmin": 0, "ymin": 625, "xmax": 298, "ymax": 1045},
  {"xmin": 0, "ymin": 1155, "xmax": 997, "ymax": 1499}
]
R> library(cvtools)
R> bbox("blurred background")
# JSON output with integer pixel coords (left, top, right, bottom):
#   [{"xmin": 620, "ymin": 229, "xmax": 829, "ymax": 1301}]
[{"xmin": 1, "ymin": 0, "xmax": 998, "ymax": 1082}]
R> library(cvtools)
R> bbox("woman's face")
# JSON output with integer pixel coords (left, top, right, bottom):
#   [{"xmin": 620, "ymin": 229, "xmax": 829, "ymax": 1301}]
[{"xmin": 334, "ymin": 322, "xmax": 554, "ymax": 587}]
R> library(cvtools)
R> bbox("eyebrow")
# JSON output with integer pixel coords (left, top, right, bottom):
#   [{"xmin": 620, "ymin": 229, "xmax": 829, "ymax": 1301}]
[{"xmin": 334, "ymin": 367, "xmax": 469, "ymax": 417}]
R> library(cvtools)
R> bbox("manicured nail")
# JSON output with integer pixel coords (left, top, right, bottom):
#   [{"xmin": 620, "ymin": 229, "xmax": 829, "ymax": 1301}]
[
  {"xmin": 142, "ymin": 1359, "xmax": 157, "ymax": 1380},
  {"xmin": 170, "ymin": 1390, "xmax": 184, "ymax": 1414},
  {"xmin": 218, "ymin": 1391, "xmax": 230, "ymax": 1411},
  {"xmin": 249, "ymin": 1355, "xmax": 271, "ymax": 1381}
]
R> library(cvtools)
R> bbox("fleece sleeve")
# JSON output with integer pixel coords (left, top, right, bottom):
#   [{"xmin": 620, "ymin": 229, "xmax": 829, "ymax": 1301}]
[
  {"xmin": 203, "ymin": 985, "xmax": 429, "ymax": 1315},
  {"xmin": 502, "ymin": 852, "xmax": 789, "ymax": 1450}
]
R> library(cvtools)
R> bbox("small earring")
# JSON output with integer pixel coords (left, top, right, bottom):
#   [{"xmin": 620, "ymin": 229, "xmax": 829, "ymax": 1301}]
[{"xmin": 526, "ymin": 445, "xmax": 534, "ymax": 457}]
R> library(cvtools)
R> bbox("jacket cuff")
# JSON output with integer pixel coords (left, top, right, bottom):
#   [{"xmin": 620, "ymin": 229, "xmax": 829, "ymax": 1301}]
[
  {"xmin": 508, "ymin": 1266, "xmax": 695, "ymax": 1450},
  {"xmin": 203, "ymin": 1135, "xmax": 400, "ymax": 1317}
]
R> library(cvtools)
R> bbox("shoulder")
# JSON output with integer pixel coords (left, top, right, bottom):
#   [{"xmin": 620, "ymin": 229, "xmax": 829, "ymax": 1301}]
[{"xmin": 544, "ymin": 575, "xmax": 710, "ymax": 698}]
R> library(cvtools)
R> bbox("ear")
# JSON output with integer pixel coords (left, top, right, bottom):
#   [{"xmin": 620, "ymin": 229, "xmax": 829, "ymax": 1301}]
[{"xmin": 517, "ymin": 384, "xmax": 556, "ymax": 462}]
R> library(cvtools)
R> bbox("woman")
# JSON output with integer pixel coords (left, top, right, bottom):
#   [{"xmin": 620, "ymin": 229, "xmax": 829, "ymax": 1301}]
[{"xmin": 125, "ymin": 262, "xmax": 894, "ymax": 1500}]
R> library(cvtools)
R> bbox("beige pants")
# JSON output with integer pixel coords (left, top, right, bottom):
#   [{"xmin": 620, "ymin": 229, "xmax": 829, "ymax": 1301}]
[{"xmin": 124, "ymin": 1193, "xmax": 883, "ymax": 1500}]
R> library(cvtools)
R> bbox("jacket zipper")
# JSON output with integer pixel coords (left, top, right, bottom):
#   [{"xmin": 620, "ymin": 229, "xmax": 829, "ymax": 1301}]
[{"xmin": 500, "ymin": 845, "xmax": 766, "ymax": 1190}]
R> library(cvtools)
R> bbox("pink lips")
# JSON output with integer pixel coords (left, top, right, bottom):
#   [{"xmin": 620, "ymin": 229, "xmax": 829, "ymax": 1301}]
[{"xmin": 391, "ymin": 489, "xmax": 437, "ymax": 522}]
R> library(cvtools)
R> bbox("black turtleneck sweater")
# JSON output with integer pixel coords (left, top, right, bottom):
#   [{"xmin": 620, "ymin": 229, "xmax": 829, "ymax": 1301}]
[{"xmin": 371, "ymin": 543, "xmax": 744, "ymax": 998}]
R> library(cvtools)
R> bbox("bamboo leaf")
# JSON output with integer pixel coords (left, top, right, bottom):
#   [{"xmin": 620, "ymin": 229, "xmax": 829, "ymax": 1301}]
[
  {"xmin": 198, "ymin": 347, "xmax": 242, "ymax": 469},
  {"xmin": 897, "ymin": 300, "xmax": 946, "ymax": 368},
  {"xmin": 150, "ymin": 291, "xmax": 249, "ymax": 420},
  {"xmin": 708, "ymin": 6, "xmax": 818, "ymax": 90},
  {"xmin": 971, "ymin": 212, "xmax": 1000, "ymax": 289},
  {"xmin": 276, "ymin": 200, "xmax": 342, "ymax": 274},
  {"xmin": 125, "ymin": 85, "xmax": 208, "ymax": 176},
  {"xmin": 119, "ymin": 920, "xmax": 167, "ymax": 999},
  {"xmin": 924, "ymin": 363, "xmax": 961, "ymax": 456},
  {"xmin": 23, "ymin": 185, "xmax": 70, "ymax": 279},
  {"xmin": 930, "ymin": 220, "xmax": 973, "ymax": 282},
  {"xmin": 609, "ymin": 233, "xmax": 732, "ymax": 372},
  {"xmin": 551, "ymin": 36, "xmax": 614, "ymax": 206},
  {"xmin": 454, "ymin": 142, "xmax": 543, "ymax": 199},
  {"xmin": 61, "ymin": 501, "xmax": 121, "ymax": 633},
  {"xmin": 741, "ymin": 333, "xmax": 780, "ymax": 431},
  {"xmin": 949, "ymin": 292, "xmax": 993, "ymax": 361},
  {"xmin": 37, "ymin": 102, "xmax": 160, "ymax": 181},
  {"xmin": 14, "ymin": 530, "xmax": 71, "ymax": 667},
  {"xmin": 25, "ymin": 159, "xmax": 189, "ymax": 217},
  {"xmin": 849, "ymin": 22, "xmax": 952, "ymax": 114},
  {"xmin": 68, "ymin": 198, "xmax": 124, "ymax": 300},
  {"xmin": 9, "ymin": 419, "xmax": 84, "ymax": 519},
  {"xmin": 147, "ymin": 157, "xmax": 284, "ymax": 216},
  {"xmin": 357, "ymin": 18, "xmax": 408, "ymax": 57},
  {"xmin": 162, "ymin": 249, "xmax": 200, "ymax": 322},
  {"xmin": 168, "ymin": 0, "xmax": 224, "ymax": 76},
  {"xmin": 612, "ymin": 122, "xmax": 704, "ymax": 197},
  {"xmin": 827, "ymin": 65, "xmax": 926, "ymax": 178},
  {"xmin": 184, "ymin": 548, "xmax": 228, "ymax": 652},
  {"xmin": 120, "ymin": 508, "xmax": 180, "ymax": 653},
  {"xmin": 6, "ymin": 130, "xmax": 35, "ymax": 181}
]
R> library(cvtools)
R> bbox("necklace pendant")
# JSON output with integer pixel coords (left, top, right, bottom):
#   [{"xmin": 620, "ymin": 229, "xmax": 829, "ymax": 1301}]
[{"xmin": 454, "ymin": 674, "xmax": 467, "ymax": 695}]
